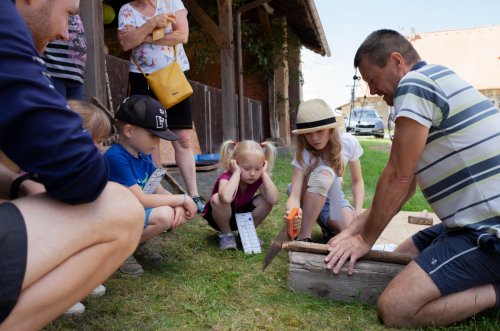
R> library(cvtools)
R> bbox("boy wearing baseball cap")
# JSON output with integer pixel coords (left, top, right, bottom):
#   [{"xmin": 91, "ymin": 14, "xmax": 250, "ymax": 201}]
[{"xmin": 105, "ymin": 95, "xmax": 197, "ymax": 276}]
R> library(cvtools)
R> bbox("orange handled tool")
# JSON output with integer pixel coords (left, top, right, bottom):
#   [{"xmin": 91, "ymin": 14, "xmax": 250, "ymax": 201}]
[{"xmin": 286, "ymin": 207, "xmax": 299, "ymax": 239}]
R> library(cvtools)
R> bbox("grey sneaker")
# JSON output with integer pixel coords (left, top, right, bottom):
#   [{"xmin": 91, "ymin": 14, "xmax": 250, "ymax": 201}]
[
  {"xmin": 134, "ymin": 243, "xmax": 162, "ymax": 263},
  {"xmin": 119, "ymin": 255, "xmax": 144, "ymax": 276},
  {"xmin": 219, "ymin": 233, "xmax": 237, "ymax": 250},
  {"xmin": 192, "ymin": 195, "xmax": 206, "ymax": 213},
  {"xmin": 63, "ymin": 302, "xmax": 85, "ymax": 317}
]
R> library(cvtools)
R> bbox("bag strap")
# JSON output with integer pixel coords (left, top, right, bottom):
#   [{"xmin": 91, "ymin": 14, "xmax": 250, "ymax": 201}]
[
  {"xmin": 130, "ymin": 44, "xmax": 179, "ymax": 77},
  {"xmin": 131, "ymin": 53, "xmax": 147, "ymax": 78}
]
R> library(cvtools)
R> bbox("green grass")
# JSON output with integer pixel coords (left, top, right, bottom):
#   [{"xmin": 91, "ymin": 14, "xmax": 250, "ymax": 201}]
[
  {"xmin": 352, "ymin": 138, "xmax": 430, "ymax": 211},
  {"xmin": 44, "ymin": 138, "xmax": 499, "ymax": 330}
]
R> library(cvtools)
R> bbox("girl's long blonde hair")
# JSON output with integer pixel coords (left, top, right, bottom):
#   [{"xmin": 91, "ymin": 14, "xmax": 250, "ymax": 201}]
[
  {"xmin": 295, "ymin": 128, "xmax": 345, "ymax": 177},
  {"xmin": 219, "ymin": 140, "xmax": 277, "ymax": 174}
]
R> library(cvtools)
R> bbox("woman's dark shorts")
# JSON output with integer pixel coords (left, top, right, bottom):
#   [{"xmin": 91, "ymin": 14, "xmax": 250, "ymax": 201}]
[
  {"xmin": 0, "ymin": 203, "xmax": 27, "ymax": 323},
  {"xmin": 128, "ymin": 71, "xmax": 193, "ymax": 129},
  {"xmin": 413, "ymin": 223, "xmax": 500, "ymax": 306}
]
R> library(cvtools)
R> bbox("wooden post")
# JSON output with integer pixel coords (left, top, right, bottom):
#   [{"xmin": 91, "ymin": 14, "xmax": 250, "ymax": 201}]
[
  {"xmin": 274, "ymin": 19, "xmax": 290, "ymax": 146},
  {"xmin": 287, "ymin": 30, "xmax": 302, "ymax": 136},
  {"xmin": 80, "ymin": 0, "xmax": 107, "ymax": 103},
  {"xmin": 288, "ymin": 251, "xmax": 405, "ymax": 304},
  {"xmin": 217, "ymin": 0, "xmax": 237, "ymax": 140}
]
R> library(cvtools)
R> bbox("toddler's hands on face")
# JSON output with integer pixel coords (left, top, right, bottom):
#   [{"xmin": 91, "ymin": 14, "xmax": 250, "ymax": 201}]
[
  {"xmin": 262, "ymin": 160, "xmax": 269, "ymax": 173},
  {"xmin": 229, "ymin": 159, "xmax": 241, "ymax": 174}
]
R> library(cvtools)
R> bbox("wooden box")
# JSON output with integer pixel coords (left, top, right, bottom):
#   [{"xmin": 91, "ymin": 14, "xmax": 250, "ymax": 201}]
[{"xmin": 287, "ymin": 251, "xmax": 405, "ymax": 304}]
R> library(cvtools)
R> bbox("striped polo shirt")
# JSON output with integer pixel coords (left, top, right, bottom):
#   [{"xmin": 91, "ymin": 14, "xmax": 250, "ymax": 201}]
[
  {"xmin": 395, "ymin": 62, "xmax": 500, "ymax": 236},
  {"xmin": 42, "ymin": 15, "xmax": 87, "ymax": 84}
]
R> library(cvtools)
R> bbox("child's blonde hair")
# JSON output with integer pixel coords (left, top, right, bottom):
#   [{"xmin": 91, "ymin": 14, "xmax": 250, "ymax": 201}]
[
  {"xmin": 219, "ymin": 140, "xmax": 277, "ymax": 174},
  {"xmin": 295, "ymin": 128, "xmax": 345, "ymax": 177},
  {"xmin": 68, "ymin": 100, "xmax": 111, "ymax": 139}
]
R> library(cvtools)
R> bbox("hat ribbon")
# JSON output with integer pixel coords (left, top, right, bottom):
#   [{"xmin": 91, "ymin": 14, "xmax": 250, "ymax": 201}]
[{"xmin": 296, "ymin": 116, "xmax": 336, "ymax": 130}]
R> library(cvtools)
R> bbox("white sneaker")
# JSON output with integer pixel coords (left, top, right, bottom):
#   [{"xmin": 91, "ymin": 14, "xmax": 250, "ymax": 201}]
[
  {"xmin": 63, "ymin": 302, "xmax": 85, "ymax": 316},
  {"xmin": 89, "ymin": 284, "xmax": 106, "ymax": 298}
]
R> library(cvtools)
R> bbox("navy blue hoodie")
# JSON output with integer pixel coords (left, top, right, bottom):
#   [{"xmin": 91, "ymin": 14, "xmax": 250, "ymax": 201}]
[{"xmin": 0, "ymin": 0, "xmax": 108, "ymax": 204}]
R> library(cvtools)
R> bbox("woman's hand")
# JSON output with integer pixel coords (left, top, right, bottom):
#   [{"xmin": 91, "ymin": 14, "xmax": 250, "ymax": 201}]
[{"xmin": 149, "ymin": 13, "xmax": 176, "ymax": 29}]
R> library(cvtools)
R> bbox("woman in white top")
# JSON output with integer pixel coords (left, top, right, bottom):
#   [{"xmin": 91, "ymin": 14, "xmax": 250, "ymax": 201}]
[{"xmin": 117, "ymin": 0, "xmax": 206, "ymax": 213}]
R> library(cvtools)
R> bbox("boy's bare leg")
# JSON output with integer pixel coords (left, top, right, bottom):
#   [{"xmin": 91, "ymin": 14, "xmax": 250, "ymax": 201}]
[
  {"xmin": 140, "ymin": 206, "xmax": 174, "ymax": 243},
  {"xmin": 0, "ymin": 182, "xmax": 144, "ymax": 331}
]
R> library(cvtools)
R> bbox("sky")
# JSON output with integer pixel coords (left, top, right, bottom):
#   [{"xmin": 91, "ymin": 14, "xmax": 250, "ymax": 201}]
[{"xmin": 301, "ymin": 0, "xmax": 500, "ymax": 108}]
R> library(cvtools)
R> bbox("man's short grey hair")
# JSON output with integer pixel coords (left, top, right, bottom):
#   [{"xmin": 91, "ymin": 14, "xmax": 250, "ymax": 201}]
[{"xmin": 354, "ymin": 29, "xmax": 420, "ymax": 68}]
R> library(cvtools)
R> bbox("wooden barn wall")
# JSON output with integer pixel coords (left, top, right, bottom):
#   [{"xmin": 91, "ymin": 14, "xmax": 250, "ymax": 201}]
[{"xmin": 106, "ymin": 56, "xmax": 263, "ymax": 154}]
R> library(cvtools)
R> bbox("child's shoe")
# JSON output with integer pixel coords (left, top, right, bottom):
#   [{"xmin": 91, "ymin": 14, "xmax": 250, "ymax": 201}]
[
  {"xmin": 63, "ymin": 302, "xmax": 85, "ymax": 317},
  {"xmin": 119, "ymin": 255, "xmax": 144, "ymax": 276},
  {"xmin": 134, "ymin": 242, "xmax": 162, "ymax": 263},
  {"xmin": 192, "ymin": 195, "xmax": 206, "ymax": 213},
  {"xmin": 219, "ymin": 232, "xmax": 237, "ymax": 250},
  {"xmin": 89, "ymin": 284, "xmax": 106, "ymax": 298}
]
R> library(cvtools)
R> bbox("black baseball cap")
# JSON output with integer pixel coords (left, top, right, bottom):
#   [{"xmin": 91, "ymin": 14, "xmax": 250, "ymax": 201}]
[{"xmin": 115, "ymin": 95, "xmax": 177, "ymax": 141}]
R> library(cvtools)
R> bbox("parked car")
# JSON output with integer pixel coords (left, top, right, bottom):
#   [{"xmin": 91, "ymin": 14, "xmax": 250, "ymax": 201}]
[{"xmin": 345, "ymin": 108, "xmax": 385, "ymax": 138}]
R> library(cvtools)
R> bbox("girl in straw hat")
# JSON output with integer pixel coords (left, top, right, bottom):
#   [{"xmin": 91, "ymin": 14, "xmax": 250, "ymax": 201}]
[{"xmin": 286, "ymin": 99, "xmax": 357, "ymax": 242}]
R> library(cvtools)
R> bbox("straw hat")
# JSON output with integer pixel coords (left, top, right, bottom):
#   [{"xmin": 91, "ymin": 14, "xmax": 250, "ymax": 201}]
[{"xmin": 292, "ymin": 99, "xmax": 339, "ymax": 134}]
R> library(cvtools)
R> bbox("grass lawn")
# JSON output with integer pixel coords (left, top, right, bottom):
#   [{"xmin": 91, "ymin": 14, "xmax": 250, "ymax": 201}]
[{"xmin": 44, "ymin": 138, "xmax": 499, "ymax": 330}]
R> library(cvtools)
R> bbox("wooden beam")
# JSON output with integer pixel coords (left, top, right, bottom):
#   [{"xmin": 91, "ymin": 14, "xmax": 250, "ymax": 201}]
[
  {"xmin": 258, "ymin": 6, "xmax": 271, "ymax": 34},
  {"xmin": 80, "ymin": 0, "xmax": 106, "ymax": 103},
  {"xmin": 217, "ymin": 0, "xmax": 237, "ymax": 140},
  {"xmin": 183, "ymin": 0, "xmax": 230, "ymax": 49}
]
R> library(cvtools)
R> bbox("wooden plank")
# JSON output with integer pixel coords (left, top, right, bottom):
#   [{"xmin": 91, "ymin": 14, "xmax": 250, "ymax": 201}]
[
  {"xmin": 162, "ymin": 163, "xmax": 220, "ymax": 172},
  {"xmin": 408, "ymin": 216, "xmax": 434, "ymax": 225},
  {"xmin": 288, "ymin": 251, "xmax": 405, "ymax": 304},
  {"xmin": 408, "ymin": 209, "xmax": 434, "ymax": 225},
  {"xmin": 162, "ymin": 171, "xmax": 185, "ymax": 194},
  {"xmin": 282, "ymin": 241, "xmax": 415, "ymax": 265},
  {"xmin": 183, "ymin": 0, "xmax": 229, "ymax": 48}
]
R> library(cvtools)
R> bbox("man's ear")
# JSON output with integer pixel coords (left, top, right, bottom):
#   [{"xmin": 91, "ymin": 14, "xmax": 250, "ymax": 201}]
[{"xmin": 389, "ymin": 52, "xmax": 404, "ymax": 68}]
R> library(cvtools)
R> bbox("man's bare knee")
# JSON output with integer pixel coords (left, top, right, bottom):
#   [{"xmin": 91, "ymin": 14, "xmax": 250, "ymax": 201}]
[{"xmin": 378, "ymin": 292, "xmax": 416, "ymax": 327}]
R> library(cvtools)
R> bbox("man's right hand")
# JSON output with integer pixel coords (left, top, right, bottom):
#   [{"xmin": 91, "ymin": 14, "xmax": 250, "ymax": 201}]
[{"xmin": 325, "ymin": 233, "xmax": 371, "ymax": 275}]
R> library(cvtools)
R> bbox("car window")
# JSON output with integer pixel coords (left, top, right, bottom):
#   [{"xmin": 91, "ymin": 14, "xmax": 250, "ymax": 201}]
[{"xmin": 351, "ymin": 109, "xmax": 378, "ymax": 119}]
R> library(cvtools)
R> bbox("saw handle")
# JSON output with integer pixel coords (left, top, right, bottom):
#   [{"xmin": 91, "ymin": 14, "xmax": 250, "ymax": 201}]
[{"xmin": 286, "ymin": 207, "xmax": 300, "ymax": 239}]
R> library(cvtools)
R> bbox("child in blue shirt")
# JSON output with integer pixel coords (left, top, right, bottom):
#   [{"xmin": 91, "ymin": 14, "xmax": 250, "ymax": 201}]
[{"xmin": 105, "ymin": 95, "xmax": 197, "ymax": 276}]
